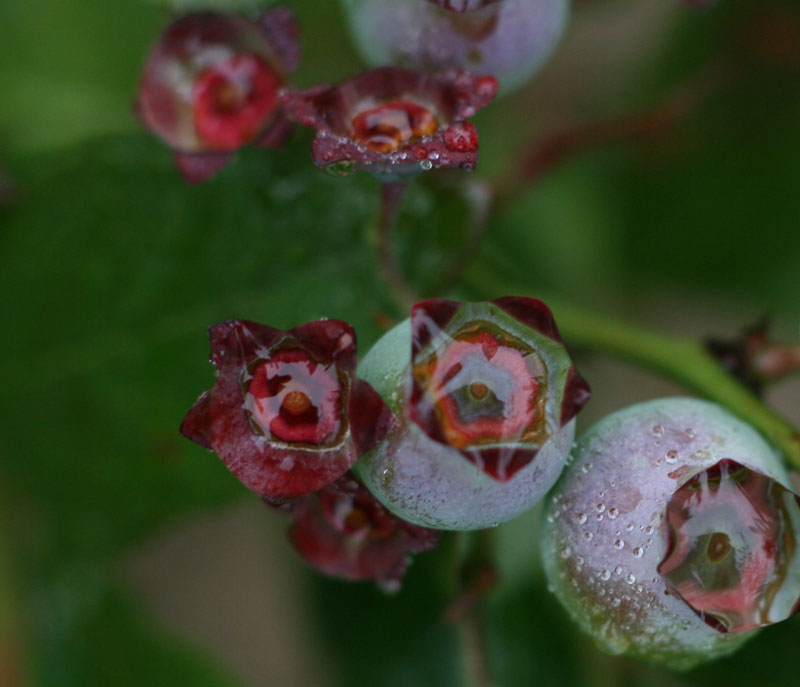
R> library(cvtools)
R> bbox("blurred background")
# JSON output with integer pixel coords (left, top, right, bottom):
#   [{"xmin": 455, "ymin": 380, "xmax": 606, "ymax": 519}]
[{"xmin": 2, "ymin": 0, "xmax": 800, "ymax": 685}]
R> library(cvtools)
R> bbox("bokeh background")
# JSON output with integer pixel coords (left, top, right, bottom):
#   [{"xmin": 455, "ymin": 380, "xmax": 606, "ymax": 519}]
[{"xmin": 2, "ymin": 0, "xmax": 800, "ymax": 685}]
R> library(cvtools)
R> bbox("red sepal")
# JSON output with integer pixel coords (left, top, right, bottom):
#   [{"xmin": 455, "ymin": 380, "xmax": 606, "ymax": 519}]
[
  {"xmin": 286, "ymin": 475, "xmax": 440, "ymax": 588},
  {"xmin": 181, "ymin": 319, "xmax": 395, "ymax": 499}
]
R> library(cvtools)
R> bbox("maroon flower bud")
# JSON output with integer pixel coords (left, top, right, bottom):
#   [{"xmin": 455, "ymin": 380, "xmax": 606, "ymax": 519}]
[
  {"xmin": 282, "ymin": 66, "xmax": 498, "ymax": 179},
  {"xmin": 355, "ymin": 297, "xmax": 590, "ymax": 529},
  {"xmin": 181, "ymin": 320, "xmax": 395, "ymax": 500},
  {"xmin": 340, "ymin": 0, "xmax": 569, "ymax": 94},
  {"xmin": 542, "ymin": 398, "xmax": 800, "ymax": 668},
  {"xmin": 284, "ymin": 473, "xmax": 441, "ymax": 590},
  {"xmin": 136, "ymin": 8, "xmax": 299, "ymax": 182}
]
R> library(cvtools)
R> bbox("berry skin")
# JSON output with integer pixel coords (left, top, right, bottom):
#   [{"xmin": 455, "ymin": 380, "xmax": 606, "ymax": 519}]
[
  {"xmin": 354, "ymin": 298, "xmax": 590, "ymax": 530},
  {"xmin": 340, "ymin": 0, "xmax": 570, "ymax": 94},
  {"xmin": 180, "ymin": 319, "xmax": 395, "ymax": 500},
  {"xmin": 541, "ymin": 398, "xmax": 800, "ymax": 669}
]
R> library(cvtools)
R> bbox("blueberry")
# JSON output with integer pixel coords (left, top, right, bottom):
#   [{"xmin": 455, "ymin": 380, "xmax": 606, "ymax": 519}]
[
  {"xmin": 355, "ymin": 298, "xmax": 589, "ymax": 530},
  {"xmin": 541, "ymin": 398, "xmax": 800, "ymax": 668},
  {"xmin": 340, "ymin": 0, "xmax": 570, "ymax": 94}
]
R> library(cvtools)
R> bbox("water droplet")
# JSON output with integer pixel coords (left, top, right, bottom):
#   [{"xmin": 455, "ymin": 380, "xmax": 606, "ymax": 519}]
[
  {"xmin": 596, "ymin": 514, "xmax": 604, "ymax": 522},
  {"xmin": 576, "ymin": 512, "xmax": 587, "ymax": 525},
  {"xmin": 651, "ymin": 425, "xmax": 664, "ymax": 437},
  {"xmin": 626, "ymin": 574, "xmax": 636, "ymax": 585},
  {"xmin": 614, "ymin": 539, "xmax": 625, "ymax": 550},
  {"xmin": 600, "ymin": 569, "xmax": 611, "ymax": 581},
  {"xmin": 614, "ymin": 566, "xmax": 623, "ymax": 575},
  {"xmin": 608, "ymin": 507, "xmax": 619, "ymax": 520},
  {"xmin": 633, "ymin": 547, "xmax": 644, "ymax": 558},
  {"xmin": 626, "ymin": 523, "xmax": 635, "ymax": 532},
  {"xmin": 595, "ymin": 503, "xmax": 606, "ymax": 514},
  {"xmin": 419, "ymin": 160, "xmax": 433, "ymax": 171},
  {"xmin": 325, "ymin": 160, "xmax": 355, "ymax": 177},
  {"xmin": 684, "ymin": 428, "xmax": 696, "ymax": 441},
  {"xmin": 645, "ymin": 526, "xmax": 654, "ymax": 535},
  {"xmin": 559, "ymin": 545, "xmax": 571, "ymax": 559},
  {"xmin": 665, "ymin": 450, "xmax": 678, "ymax": 464},
  {"xmin": 584, "ymin": 531, "xmax": 593, "ymax": 541}
]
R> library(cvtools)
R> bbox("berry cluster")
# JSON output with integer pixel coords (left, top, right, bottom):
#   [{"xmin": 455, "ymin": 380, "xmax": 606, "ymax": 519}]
[
  {"xmin": 136, "ymin": 5, "xmax": 505, "ymax": 182},
  {"xmin": 180, "ymin": 298, "xmax": 589, "ymax": 585},
  {"xmin": 135, "ymin": 0, "xmax": 800, "ymax": 671}
]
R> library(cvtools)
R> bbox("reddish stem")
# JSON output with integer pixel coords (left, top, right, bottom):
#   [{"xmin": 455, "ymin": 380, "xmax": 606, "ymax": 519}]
[{"xmin": 501, "ymin": 62, "xmax": 729, "ymax": 200}]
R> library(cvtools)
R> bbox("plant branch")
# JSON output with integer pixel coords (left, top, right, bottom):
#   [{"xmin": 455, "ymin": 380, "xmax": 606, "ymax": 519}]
[
  {"xmin": 466, "ymin": 267, "xmax": 800, "ymax": 471},
  {"xmin": 497, "ymin": 61, "xmax": 729, "ymax": 203}
]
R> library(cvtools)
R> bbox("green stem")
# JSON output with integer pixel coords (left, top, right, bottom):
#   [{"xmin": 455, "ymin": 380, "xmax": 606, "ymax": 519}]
[{"xmin": 466, "ymin": 267, "xmax": 800, "ymax": 471}]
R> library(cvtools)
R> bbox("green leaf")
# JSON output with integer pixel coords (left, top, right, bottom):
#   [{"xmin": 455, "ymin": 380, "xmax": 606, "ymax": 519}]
[
  {"xmin": 0, "ymin": 133, "xmax": 400, "ymax": 561},
  {"xmin": 1, "ymin": 131, "xmax": 480, "ymax": 684}
]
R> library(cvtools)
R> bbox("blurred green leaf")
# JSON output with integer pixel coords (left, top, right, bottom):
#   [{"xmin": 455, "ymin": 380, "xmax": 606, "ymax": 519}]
[
  {"xmin": 0, "ymin": 131, "xmax": 480, "ymax": 684},
  {"xmin": 310, "ymin": 535, "xmax": 463, "ymax": 687},
  {"xmin": 30, "ymin": 575, "xmax": 241, "ymax": 687}
]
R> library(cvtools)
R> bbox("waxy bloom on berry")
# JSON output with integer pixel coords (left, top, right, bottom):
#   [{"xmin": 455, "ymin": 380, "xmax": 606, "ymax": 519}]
[
  {"xmin": 283, "ymin": 66, "xmax": 498, "ymax": 180},
  {"xmin": 541, "ymin": 398, "xmax": 800, "ymax": 669},
  {"xmin": 136, "ymin": 8, "xmax": 299, "ymax": 182},
  {"xmin": 181, "ymin": 319, "xmax": 395, "ymax": 500},
  {"xmin": 354, "ymin": 297, "xmax": 590, "ymax": 530},
  {"xmin": 340, "ymin": 0, "xmax": 570, "ymax": 94},
  {"xmin": 283, "ymin": 473, "xmax": 441, "ymax": 590}
]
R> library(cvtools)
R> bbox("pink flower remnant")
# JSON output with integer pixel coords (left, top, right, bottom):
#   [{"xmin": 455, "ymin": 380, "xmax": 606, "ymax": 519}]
[{"xmin": 659, "ymin": 459, "xmax": 800, "ymax": 632}]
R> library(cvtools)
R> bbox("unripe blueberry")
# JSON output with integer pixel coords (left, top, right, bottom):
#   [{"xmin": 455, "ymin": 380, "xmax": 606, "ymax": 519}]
[
  {"xmin": 541, "ymin": 398, "xmax": 800, "ymax": 669},
  {"xmin": 354, "ymin": 298, "xmax": 590, "ymax": 530},
  {"xmin": 340, "ymin": 0, "xmax": 570, "ymax": 94}
]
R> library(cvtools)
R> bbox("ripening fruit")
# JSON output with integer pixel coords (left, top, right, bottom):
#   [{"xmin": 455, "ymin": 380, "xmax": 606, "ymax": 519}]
[
  {"xmin": 340, "ymin": 0, "xmax": 570, "ymax": 94},
  {"xmin": 541, "ymin": 398, "xmax": 800, "ymax": 669},
  {"xmin": 137, "ymin": 10, "xmax": 298, "ymax": 155},
  {"xmin": 354, "ymin": 298, "xmax": 590, "ymax": 530}
]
